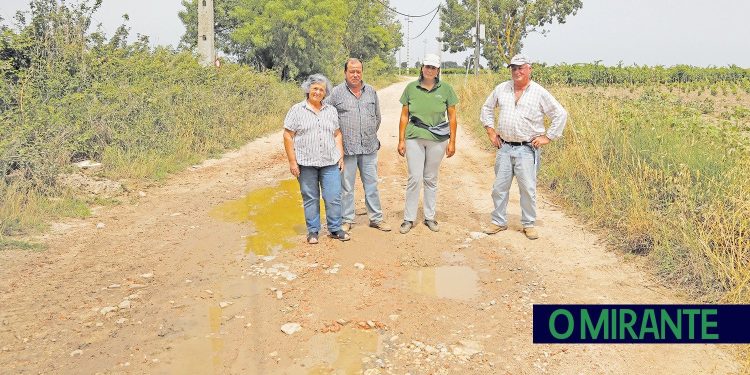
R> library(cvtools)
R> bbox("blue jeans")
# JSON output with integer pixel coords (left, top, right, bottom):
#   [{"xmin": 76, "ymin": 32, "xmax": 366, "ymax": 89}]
[
  {"xmin": 298, "ymin": 164, "xmax": 343, "ymax": 234},
  {"xmin": 490, "ymin": 143, "xmax": 538, "ymax": 228},
  {"xmin": 341, "ymin": 153, "xmax": 383, "ymax": 224}
]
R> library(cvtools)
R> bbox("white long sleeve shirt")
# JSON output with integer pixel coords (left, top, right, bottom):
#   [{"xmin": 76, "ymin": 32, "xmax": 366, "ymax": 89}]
[{"xmin": 480, "ymin": 81, "xmax": 568, "ymax": 142}]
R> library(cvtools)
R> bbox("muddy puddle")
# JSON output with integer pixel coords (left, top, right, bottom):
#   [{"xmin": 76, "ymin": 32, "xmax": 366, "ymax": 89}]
[
  {"xmin": 210, "ymin": 179, "xmax": 308, "ymax": 255},
  {"xmin": 303, "ymin": 327, "xmax": 382, "ymax": 374},
  {"xmin": 407, "ymin": 266, "xmax": 479, "ymax": 300},
  {"xmin": 159, "ymin": 277, "xmax": 264, "ymax": 373},
  {"xmin": 164, "ymin": 305, "xmax": 225, "ymax": 373}
]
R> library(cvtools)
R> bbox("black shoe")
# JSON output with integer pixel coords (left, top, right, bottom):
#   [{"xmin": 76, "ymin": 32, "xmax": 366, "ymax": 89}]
[
  {"xmin": 328, "ymin": 230, "xmax": 351, "ymax": 241},
  {"xmin": 307, "ymin": 232, "xmax": 319, "ymax": 244}
]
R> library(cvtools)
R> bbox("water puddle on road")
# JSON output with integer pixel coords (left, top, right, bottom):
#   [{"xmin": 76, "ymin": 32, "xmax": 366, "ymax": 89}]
[
  {"xmin": 407, "ymin": 266, "xmax": 479, "ymax": 300},
  {"xmin": 167, "ymin": 305, "xmax": 224, "ymax": 373},
  {"xmin": 305, "ymin": 328, "xmax": 382, "ymax": 374},
  {"xmin": 210, "ymin": 179, "xmax": 306, "ymax": 255}
]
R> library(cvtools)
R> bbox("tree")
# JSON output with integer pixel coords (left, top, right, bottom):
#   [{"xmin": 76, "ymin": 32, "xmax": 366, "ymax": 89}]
[
  {"xmin": 439, "ymin": 0, "xmax": 473, "ymax": 55},
  {"xmin": 178, "ymin": 0, "xmax": 402, "ymax": 79},
  {"xmin": 440, "ymin": 0, "xmax": 582, "ymax": 70},
  {"xmin": 230, "ymin": 0, "xmax": 348, "ymax": 79},
  {"xmin": 342, "ymin": 0, "xmax": 402, "ymax": 66}
]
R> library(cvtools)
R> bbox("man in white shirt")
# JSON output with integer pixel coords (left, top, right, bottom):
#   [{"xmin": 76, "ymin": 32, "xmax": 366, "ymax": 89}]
[{"xmin": 479, "ymin": 54, "xmax": 568, "ymax": 240}]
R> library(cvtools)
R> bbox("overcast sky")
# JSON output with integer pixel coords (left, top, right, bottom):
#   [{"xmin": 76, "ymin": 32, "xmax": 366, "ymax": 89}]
[{"xmin": 2, "ymin": 0, "xmax": 749, "ymax": 68}]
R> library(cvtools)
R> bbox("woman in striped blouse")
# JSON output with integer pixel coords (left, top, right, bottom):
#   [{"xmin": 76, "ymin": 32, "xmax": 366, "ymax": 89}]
[{"xmin": 283, "ymin": 74, "xmax": 350, "ymax": 244}]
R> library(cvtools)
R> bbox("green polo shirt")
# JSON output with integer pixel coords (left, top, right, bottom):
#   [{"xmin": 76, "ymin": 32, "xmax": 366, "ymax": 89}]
[{"xmin": 399, "ymin": 79, "xmax": 459, "ymax": 141}]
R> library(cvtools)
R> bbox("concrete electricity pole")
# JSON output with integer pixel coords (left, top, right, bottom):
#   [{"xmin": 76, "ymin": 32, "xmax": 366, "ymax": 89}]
[
  {"xmin": 438, "ymin": 4, "xmax": 443, "ymax": 67},
  {"xmin": 405, "ymin": 16, "xmax": 412, "ymax": 74},
  {"xmin": 474, "ymin": 0, "xmax": 480, "ymax": 75},
  {"xmin": 398, "ymin": 49, "xmax": 402, "ymax": 76},
  {"xmin": 197, "ymin": 0, "xmax": 216, "ymax": 67}
]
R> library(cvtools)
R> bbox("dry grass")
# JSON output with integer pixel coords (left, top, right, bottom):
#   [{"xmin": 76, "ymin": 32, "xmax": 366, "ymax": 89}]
[
  {"xmin": 0, "ymin": 180, "xmax": 89, "ymax": 237},
  {"xmin": 449, "ymin": 74, "xmax": 750, "ymax": 303}
]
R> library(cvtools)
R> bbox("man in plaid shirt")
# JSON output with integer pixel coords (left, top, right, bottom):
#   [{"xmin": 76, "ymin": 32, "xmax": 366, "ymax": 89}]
[
  {"xmin": 327, "ymin": 58, "xmax": 391, "ymax": 232},
  {"xmin": 480, "ymin": 54, "xmax": 568, "ymax": 240}
]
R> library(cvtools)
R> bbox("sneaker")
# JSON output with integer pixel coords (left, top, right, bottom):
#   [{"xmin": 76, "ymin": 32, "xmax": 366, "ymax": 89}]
[
  {"xmin": 369, "ymin": 221, "xmax": 392, "ymax": 232},
  {"xmin": 484, "ymin": 223, "xmax": 508, "ymax": 235},
  {"xmin": 424, "ymin": 220, "xmax": 439, "ymax": 232},
  {"xmin": 307, "ymin": 232, "xmax": 319, "ymax": 244},
  {"xmin": 342, "ymin": 222, "xmax": 352, "ymax": 232},
  {"xmin": 523, "ymin": 226, "xmax": 539, "ymax": 240},
  {"xmin": 328, "ymin": 230, "xmax": 351, "ymax": 241},
  {"xmin": 399, "ymin": 221, "xmax": 413, "ymax": 234}
]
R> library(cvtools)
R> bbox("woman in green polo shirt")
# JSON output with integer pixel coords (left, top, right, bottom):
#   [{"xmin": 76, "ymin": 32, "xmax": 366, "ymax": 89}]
[{"xmin": 397, "ymin": 53, "xmax": 458, "ymax": 234}]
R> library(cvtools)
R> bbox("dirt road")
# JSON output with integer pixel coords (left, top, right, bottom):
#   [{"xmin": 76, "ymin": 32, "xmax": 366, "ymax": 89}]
[{"xmin": 0, "ymin": 80, "xmax": 741, "ymax": 374}]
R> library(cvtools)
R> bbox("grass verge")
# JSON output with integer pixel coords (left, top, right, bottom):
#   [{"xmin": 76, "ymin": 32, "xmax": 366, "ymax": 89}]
[{"xmin": 448, "ymin": 74, "xmax": 750, "ymax": 303}]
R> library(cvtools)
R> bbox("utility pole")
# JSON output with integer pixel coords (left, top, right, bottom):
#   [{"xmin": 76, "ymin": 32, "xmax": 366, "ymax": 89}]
[
  {"xmin": 438, "ymin": 3, "xmax": 443, "ymax": 67},
  {"xmin": 474, "ymin": 0, "xmax": 480, "ymax": 75},
  {"xmin": 398, "ymin": 49, "xmax": 402, "ymax": 76},
  {"xmin": 405, "ymin": 16, "xmax": 412, "ymax": 74},
  {"xmin": 197, "ymin": 0, "xmax": 215, "ymax": 67}
]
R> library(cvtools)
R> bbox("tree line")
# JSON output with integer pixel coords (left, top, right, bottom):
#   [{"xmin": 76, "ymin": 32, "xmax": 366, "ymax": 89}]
[
  {"xmin": 440, "ymin": 0, "xmax": 582, "ymax": 70},
  {"xmin": 178, "ymin": 0, "xmax": 403, "ymax": 80}
]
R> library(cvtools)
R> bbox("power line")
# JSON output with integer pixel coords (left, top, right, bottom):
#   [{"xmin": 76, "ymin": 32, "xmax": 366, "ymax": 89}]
[
  {"xmin": 410, "ymin": 6, "xmax": 441, "ymax": 40},
  {"xmin": 373, "ymin": 0, "xmax": 439, "ymax": 18}
]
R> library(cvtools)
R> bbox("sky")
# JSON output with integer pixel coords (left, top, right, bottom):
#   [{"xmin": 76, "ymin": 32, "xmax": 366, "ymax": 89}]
[{"xmin": 2, "ymin": 0, "xmax": 749, "ymax": 68}]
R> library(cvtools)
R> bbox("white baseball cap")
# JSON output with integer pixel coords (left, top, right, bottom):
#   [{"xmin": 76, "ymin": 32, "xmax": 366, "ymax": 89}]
[
  {"xmin": 508, "ymin": 54, "xmax": 532, "ymax": 67},
  {"xmin": 422, "ymin": 53, "xmax": 441, "ymax": 68}
]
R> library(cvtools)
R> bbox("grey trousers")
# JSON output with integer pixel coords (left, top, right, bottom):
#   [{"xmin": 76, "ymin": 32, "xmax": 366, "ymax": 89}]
[{"xmin": 404, "ymin": 138, "xmax": 448, "ymax": 222}]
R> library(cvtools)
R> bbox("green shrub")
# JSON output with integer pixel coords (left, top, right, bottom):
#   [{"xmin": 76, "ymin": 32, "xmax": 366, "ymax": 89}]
[{"xmin": 0, "ymin": 0, "xmax": 298, "ymax": 237}]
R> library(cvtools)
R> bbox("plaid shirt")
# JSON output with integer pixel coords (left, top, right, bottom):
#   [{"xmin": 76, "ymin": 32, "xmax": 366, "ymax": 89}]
[
  {"xmin": 480, "ymin": 81, "xmax": 567, "ymax": 142},
  {"xmin": 327, "ymin": 82, "xmax": 381, "ymax": 155},
  {"xmin": 283, "ymin": 100, "xmax": 341, "ymax": 167}
]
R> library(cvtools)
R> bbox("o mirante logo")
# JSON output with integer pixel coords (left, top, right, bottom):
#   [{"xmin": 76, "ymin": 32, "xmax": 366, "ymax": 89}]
[{"xmin": 533, "ymin": 304, "xmax": 750, "ymax": 344}]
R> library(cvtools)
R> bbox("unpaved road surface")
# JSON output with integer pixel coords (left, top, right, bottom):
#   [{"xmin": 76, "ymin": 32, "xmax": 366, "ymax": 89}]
[{"xmin": 0, "ymin": 81, "xmax": 741, "ymax": 374}]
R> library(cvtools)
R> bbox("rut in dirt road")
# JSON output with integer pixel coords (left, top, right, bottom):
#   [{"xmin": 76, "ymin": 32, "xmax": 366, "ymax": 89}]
[{"xmin": 0, "ymin": 80, "xmax": 741, "ymax": 374}]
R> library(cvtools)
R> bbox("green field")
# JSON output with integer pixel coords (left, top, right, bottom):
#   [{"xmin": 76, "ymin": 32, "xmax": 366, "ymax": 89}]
[{"xmin": 447, "ymin": 71, "xmax": 750, "ymax": 303}]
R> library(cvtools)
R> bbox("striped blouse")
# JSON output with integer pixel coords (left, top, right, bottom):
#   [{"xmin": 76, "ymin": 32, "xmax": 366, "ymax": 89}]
[{"xmin": 283, "ymin": 100, "xmax": 341, "ymax": 167}]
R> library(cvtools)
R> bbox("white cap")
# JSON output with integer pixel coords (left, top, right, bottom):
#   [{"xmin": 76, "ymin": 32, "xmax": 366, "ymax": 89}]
[
  {"xmin": 508, "ymin": 54, "xmax": 532, "ymax": 67},
  {"xmin": 422, "ymin": 53, "xmax": 441, "ymax": 68}
]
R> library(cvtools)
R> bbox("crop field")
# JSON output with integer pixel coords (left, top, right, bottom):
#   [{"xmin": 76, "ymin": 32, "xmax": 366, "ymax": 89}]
[{"xmin": 449, "ymin": 68, "xmax": 750, "ymax": 303}]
